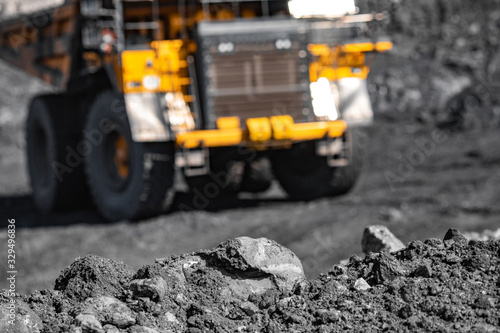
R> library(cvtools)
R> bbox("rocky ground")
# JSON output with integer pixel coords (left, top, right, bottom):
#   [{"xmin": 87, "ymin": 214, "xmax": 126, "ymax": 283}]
[
  {"xmin": 1, "ymin": 229, "xmax": 499, "ymax": 332},
  {"xmin": 1, "ymin": 0, "xmax": 500, "ymax": 331}
]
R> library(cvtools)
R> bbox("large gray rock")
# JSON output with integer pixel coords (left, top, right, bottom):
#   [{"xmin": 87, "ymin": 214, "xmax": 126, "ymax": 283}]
[
  {"xmin": 362, "ymin": 225, "xmax": 405, "ymax": 254},
  {"xmin": 81, "ymin": 296, "xmax": 136, "ymax": 329},
  {"xmin": 74, "ymin": 314, "xmax": 103, "ymax": 333},
  {"xmin": 443, "ymin": 228, "xmax": 468, "ymax": 247},
  {"xmin": 128, "ymin": 277, "xmax": 168, "ymax": 302},
  {"xmin": 212, "ymin": 237, "xmax": 306, "ymax": 293}
]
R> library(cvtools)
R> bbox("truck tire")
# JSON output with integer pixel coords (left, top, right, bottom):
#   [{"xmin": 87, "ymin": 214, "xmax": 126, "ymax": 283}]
[
  {"xmin": 271, "ymin": 128, "xmax": 366, "ymax": 200},
  {"xmin": 84, "ymin": 91, "xmax": 175, "ymax": 221},
  {"xmin": 271, "ymin": 141, "xmax": 335, "ymax": 201},
  {"xmin": 183, "ymin": 147, "xmax": 242, "ymax": 201},
  {"xmin": 26, "ymin": 94, "xmax": 90, "ymax": 213},
  {"xmin": 239, "ymin": 157, "xmax": 273, "ymax": 193}
]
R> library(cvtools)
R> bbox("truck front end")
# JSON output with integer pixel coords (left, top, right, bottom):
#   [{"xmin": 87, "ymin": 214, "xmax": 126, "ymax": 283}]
[{"xmin": 18, "ymin": 0, "xmax": 391, "ymax": 220}]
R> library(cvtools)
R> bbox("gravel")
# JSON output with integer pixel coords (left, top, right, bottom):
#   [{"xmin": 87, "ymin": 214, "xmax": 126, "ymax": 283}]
[{"xmin": 1, "ymin": 229, "xmax": 499, "ymax": 332}]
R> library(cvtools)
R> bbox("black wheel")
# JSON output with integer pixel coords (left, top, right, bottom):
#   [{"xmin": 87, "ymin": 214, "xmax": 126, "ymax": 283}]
[
  {"xmin": 239, "ymin": 157, "xmax": 273, "ymax": 193},
  {"xmin": 84, "ymin": 91, "xmax": 175, "ymax": 221},
  {"xmin": 26, "ymin": 95, "xmax": 90, "ymax": 213},
  {"xmin": 271, "ymin": 141, "xmax": 334, "ymax": 201},
  {"xmin": 271, "ymin": 128, "xmax": 366, "ymax": 200},
  {"xmin": 183, "ymin": 147, "xmax": 242, "ymax": 199}
]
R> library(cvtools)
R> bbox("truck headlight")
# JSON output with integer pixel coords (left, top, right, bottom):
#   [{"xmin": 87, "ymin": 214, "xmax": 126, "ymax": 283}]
[
  {"xmin": 142, "ymin": 75, "xmax": 161, "ymax": 91},
  {"xmin": 310, "ymin": 77, "xmax": 340, "ymax": 121},
  {"xmin": 275, "ymin": 39, "xmax": 292, "ymax": 50},
  {"xmin": 218, "ymin": 42, "xmax": 235, "ymax": 54}
]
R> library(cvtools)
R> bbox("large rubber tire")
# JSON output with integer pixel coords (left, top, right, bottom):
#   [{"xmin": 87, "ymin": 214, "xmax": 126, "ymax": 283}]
[
  {"xmin": 239, "ymin": 157, "xmax": 273, "ymax": 193},
  {"xmin": 26, "ymin": 94, "xmax": 90, "ymax": 213},
  {"xmin": 84, "ymin": 91, "xmax": 175, "ymax": 221},
  {"xmin": 183, "ymin": 147, "xmax": 243, "ymax": 198},
  {"xmin": 271, "ymin": 141, "xmax": 335, "ymax": 201},
  {"xmin": 271, "ymin": 128, "xmax": 367, "ymax": 200}
]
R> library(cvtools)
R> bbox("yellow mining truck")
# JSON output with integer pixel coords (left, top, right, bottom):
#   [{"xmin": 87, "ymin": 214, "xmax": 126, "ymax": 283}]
[{"xmin": 0, "ymin": 0, "xmax": 391, "ymax": 221}]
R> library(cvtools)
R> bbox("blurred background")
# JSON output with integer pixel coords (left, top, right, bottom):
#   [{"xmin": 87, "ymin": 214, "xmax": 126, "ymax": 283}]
[{"xmin": 1, "ymin": 0, "xmax": 500, "ymax": 294}]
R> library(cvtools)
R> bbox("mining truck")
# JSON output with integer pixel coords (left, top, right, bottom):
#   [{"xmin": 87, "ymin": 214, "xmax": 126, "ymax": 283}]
[{"xmin": 0, "ymin": 0, "xmax": 391, "ymax": 221}]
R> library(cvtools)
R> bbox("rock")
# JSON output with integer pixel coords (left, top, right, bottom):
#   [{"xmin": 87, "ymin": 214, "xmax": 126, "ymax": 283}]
[
  {"xmin": 463, "ymin": 253, "xmax": 491, "ymax": 272},
  {"xmin": 474, "ymin": 296, "xmax": 494, "ymax": 309},
  {"xmin": 315, "ymin": 309, "xmax": 340, "ymax": 324},
  {"xmin": 424, "ymin": 238, "xmax": 445, "ymax": 249},
  {"xmin": 413, "ymin": 264, "xmax": 433, "ymax": 278},
  {"xmin": 128, "ymin": 325, "xmax": 159, "ymax": 333},
  {"xmin": 83, "ymin": 296, "xmax": 135, "ymax": 328},
  {"xmin": 445, "ymin": 254, "xmax": 462, "ymax": 264},
  {"xmin": 212, "ymin": 237, "xmax": 306, "ymax": 293},
  {"xmin": 240, "ymin": 301, "xmax": 259, "ymax": 316},
  {"xmin": 362, "ymin": 225, "xmax": 405, "ymax": 254},
  {"xmin": 292, "ymin": 280, "xmax": 310, "ymax": 296},
  {"xmin": 443, "ymin": 229, "xmax": 468, "ymax": 247},
  {"xmin": 75, "ymin": 314, "xmax": 103, "ymax": 333},
  {"xmin": 352, "ymin": 278, "xmax": 371, "ymax": 291},
  {"xmin": 399, "ymin": 304, "xmax": 414, "ymax": 319},
  {"xmin": 164, "ymin": 312, "xmax": 179, "ymax": 323},
  {"xmin": 286, "ymin": 313, "xmax": 306, "ymax": 325},
  {"xmin": 102, "ymin": 325, "xmax": 120, "ymax": 333},
  {"xmin": 128, "ymin": 277, "xmax": 168, "ymax": 302},
  {"xmin": 328, "ymin": 265, "xmax": 347, "ymax": 276},
  {"xmin": 372, "ymin": 252, "xmax": 408, "ymax": 284}
]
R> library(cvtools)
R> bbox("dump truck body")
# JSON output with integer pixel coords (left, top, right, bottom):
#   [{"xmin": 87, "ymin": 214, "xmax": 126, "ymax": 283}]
[{"xmin": 0, "ymin": 0, "xmax": 391, "ymax": 220}]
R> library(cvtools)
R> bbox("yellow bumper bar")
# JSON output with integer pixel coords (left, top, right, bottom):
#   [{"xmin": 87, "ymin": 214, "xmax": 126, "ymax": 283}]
[{"xmin": 176, "ymin": 116, "xmax": 346, "ymax": 149}]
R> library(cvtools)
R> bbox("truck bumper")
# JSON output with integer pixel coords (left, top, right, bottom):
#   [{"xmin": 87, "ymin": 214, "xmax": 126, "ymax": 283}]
[{"xmin": 175, "ymin": 116, "xmax": 347, "ymax": 149}]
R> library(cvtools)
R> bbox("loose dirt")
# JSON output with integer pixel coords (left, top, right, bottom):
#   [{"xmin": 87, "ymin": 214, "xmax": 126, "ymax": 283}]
[{"xmin": 1, "ymin": 229, "xmax": 498, "ymax": 332}]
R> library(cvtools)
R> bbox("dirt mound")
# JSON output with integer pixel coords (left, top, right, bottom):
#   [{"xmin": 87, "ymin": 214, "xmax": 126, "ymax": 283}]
[
  {"xmin": 54, "ymin": 255, "xmax": 135, "ymax": 303},
  {"xmin": 1, "ymin": 230, "xmax": 499, "ymax": 332}
]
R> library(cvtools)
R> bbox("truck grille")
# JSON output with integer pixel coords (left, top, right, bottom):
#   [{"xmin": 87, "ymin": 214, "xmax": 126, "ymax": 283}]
[
  {"xmin": 197, "ymin": 19, "xmax": 311, "ymax": 129},
  {"xmin": 209, "ymin": 45, "xmax": 307, "ymax": 122}
]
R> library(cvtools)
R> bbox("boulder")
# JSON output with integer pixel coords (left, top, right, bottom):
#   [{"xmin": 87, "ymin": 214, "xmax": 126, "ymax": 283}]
[
  {"xmin": 212, "ymin": 237, "xmax": 306, "ymax": 293},
  {"xmin": 362, "ymin": 225, "xmax": 405, "ymax": 254}
]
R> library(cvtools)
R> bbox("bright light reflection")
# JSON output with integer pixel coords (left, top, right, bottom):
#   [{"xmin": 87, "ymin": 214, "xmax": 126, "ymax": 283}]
[{"xmin": 288, "ymin": 0, "xmax": 356, "ymax": 18}]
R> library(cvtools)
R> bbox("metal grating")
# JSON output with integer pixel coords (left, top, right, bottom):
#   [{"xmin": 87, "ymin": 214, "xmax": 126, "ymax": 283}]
[
  {"xmin": 196, "ymin": 19, "xmax": 312, "ymax": 129},
  {"xmin": 207, "ymin": 42, "xmax": 309, "ymax": 124}
]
